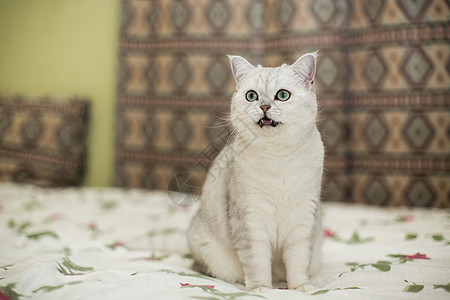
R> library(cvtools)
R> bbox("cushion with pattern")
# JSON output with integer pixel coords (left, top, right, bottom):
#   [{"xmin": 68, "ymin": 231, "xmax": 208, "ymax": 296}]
[{"xmin": 0, "ymin": 95, "xmax": 89, "ymax": 186}]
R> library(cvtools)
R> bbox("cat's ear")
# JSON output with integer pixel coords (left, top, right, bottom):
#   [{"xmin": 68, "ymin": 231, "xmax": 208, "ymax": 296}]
[
  {"xmin": 289, "ymin": 51, "xmax": 318, "ymax": 89},
  {"xmin": 227, "ymin": 55, "xmax": 255, "ymax": 83}
]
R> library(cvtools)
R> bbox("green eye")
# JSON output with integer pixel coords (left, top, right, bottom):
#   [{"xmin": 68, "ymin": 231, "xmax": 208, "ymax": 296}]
[
  {"xmin": 276, "ymin": 89, "xmax": 291, "ymax": 101},
  {"xmin": 245, "ymin": 90, "xmax": 259, "ymax": 102}
]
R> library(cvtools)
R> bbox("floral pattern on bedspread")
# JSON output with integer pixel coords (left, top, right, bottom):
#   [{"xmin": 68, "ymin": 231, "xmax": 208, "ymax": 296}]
[{"xmin": 0, "ymin": 182, "xmax": 449, "ymax": 300}]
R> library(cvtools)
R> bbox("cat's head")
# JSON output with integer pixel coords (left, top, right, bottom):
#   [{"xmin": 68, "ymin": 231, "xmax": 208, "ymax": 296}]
[{"xmin": 228, "ymin": 52, "xmax": 318, "ymax": 142}]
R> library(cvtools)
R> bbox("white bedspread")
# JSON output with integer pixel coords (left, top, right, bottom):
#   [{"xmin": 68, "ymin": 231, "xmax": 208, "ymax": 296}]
[{"xmin": 0, "ymin": 183, "xmax": 449, "ymax": 299}]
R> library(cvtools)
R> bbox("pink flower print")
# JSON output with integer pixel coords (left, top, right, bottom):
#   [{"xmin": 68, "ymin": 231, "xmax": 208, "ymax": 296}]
[
  {"xmin": 49, "ymin": 213, "xmax": 63, "ymax": 222},
  {"xmin": 107, "ymin": 241, "xmax": 126, "ymax": 249},
  {"xmin": 324, "ymin": 228, "xmax": 334, "ymax": 238},
  {"xmin": 44, "ymin": 213, "xmax": 63, "ymax": 223},
  {"xmin": 397, "ymin": 215, "xmax": 414, "ymax": 222},
  {"xmin": 402, "ymin": 253, "xmax": 430, "ymax": 260},
  {"xmin": 113, "ymin": 242, "xmax": 124, "ymax": 248},
  {"xmin": 180, "ymin": 283, "xmax": 215, "ymax": 289},
  {"xmin": 88, "ymin": 222, "xmax": 98, "ymax": 230},
  {"xmin": 0, "ymin": 291, "xmax": 11, "ymax": 300}
]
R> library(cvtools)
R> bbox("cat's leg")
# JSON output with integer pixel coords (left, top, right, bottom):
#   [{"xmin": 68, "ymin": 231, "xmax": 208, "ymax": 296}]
[
  {"xmin": 282, "ymin": 242, "xmax": 315, "ymax": 292},
  {"xmin": 309, "ymin": 213, "xmax": 322, "ymax": 277},
  {"xmin": 282, "ymin": 199, "xmax": 320, "ymax": 292},
  {"xmin": 188, "ymin": 214, "xmax": 244, "ymax": 283},
  {"xmin": 239, "ymin": 243, "xmax": 272, "ymax": 292},
  {"xmin": 232, "ymin": 225, "xmax": 273, "ymax": 292}
]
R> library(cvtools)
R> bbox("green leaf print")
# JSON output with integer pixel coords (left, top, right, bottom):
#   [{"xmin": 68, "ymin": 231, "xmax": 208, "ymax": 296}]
[
  {"xmin": 62, "ymin": 247, "xmax": 72, "ymax": 256},
  {"xmin": 403, "ymin": 284, "xmax": 424, "ymax": 293},
  {"xmin": 62, "ymin": 257, "xmax": 93, "ymax": 272},
  {"xmin": 33, "ymin": 281, "xmax": 83, "ymax": 293},
  {"xmin": 33, "ymin": 284, "xmax": 66, "ymax": 293},
  {"xmin": 311, "ymin": 287, "xmax": 361, "ymax": 295},
  {"xmin": 341, "ymin": 253, "xmax": 429, "ymax": 277},
  {"xmin": 150, "ymin": 253, "xmax": 171, "ymax": 261},
  {"xmin": 431, "ymin": 233, "xmax": 450, "ymax": 244},
  {"xmin": 331, "ymin": 231, "xmax": 374, "ymax": 244},
  {"xmin": 192, "ymin": 296, "xmax": 221, "ymax": 300},
  {"xmin": 101, "ymin": 200, "xmax": 118, "ymax": 210},
  {"xmin": 24, "ymin": 201, "xmax": 42, "ymax": 211},
  {"xmin": 182, "ymin": 254, "xmax": 194, "ymax": 260},
  {"xmin": 7, "ymin": 220, "xmax": 15, "ymax": 229},
  {"xmin": 405, "ymin": 233, "xmax": 417, "ymax": 240},
  {"xmin": 216, "ymin": 292, "xmax": 264, "ymax": 299},
  {"xmin": 432, "ymin": 234, "xmax": 444, "ymax": 241},
  {"xmin": 160, "ymin": 269, "xmax": 216, "ymax": 281},
  {"xmin": 0, "ymin": 264, "xmax": 13, "ymax": 270},
  {"xmin": 27, "ymin": 231, "xmax": 59, "ymax": 240},
  {"xmin": 182, "ymin": 283, "xmax": 265, "ymax": 300},
  {"xmin": 56, "ymin": 257, "xmax": 93, "ymax": 275},
  {"xmin": 8, "ymin": 220, "xmax": 32, "ymax": 234},
  {"xmin": 17, "ymin": 221, "xmax": 32, "ymax": 233},
  {"xmin": 311, "ymin": 289, "xmax": 329, "ymax": 295},
  {"xmin": 348, "ymin": 232, "xmax": 374, "ymax": 244},
  {"xmin": 433, "ymin": 283, "xmax": 450, "ymax": 293},
  {"xmin": 387, "ymin": 254, "xmax": 403, "ymax": 258},
  {"xmin": 371, "ymin": 263, "xmax": 391, "ymax": 272}
]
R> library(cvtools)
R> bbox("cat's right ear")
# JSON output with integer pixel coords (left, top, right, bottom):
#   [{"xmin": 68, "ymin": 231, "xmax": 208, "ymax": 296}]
[
  {"xmin": 227, "ymin": 55, "xmax": 255, "ymax": 84},
  {"xmin": 289, "ymin": 51, "xmax": 318, "ymax": 89}
]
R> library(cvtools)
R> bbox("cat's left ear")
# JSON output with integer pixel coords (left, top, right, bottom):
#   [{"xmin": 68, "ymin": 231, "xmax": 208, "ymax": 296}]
[
  {"xmin": 227, "ymin": 55, "xmax": 255, "ymax": 84},
  {"xmin": 289, "ymin": 51, "xmax": 318, "ymax": 89}
]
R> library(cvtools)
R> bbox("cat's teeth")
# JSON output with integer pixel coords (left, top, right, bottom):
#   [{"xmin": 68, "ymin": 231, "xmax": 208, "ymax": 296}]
[
  {"xmin": 258, "ymin": 118, "xmax": 279, "ymax": 127},
  {"xmin": 258, "ymin": 119, "xmax": 265, "ymax": 128}
]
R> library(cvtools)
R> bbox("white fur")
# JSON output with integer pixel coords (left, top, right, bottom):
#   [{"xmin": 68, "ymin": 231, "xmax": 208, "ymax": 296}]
[{"xmin": 187, "ymin": 52, "xmax": 324, "ymax": 292}]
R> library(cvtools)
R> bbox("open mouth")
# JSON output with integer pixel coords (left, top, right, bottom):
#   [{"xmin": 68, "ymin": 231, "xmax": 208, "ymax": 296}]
[{"xmin": 258, "ymin": 116, "xmax": 280, "ymax": 128}]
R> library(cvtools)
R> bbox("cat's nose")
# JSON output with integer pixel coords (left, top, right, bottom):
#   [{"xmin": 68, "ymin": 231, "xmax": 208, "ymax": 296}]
[{"xmin": 260, "ymin": 105, "xmax": 271, "ymax": 113}]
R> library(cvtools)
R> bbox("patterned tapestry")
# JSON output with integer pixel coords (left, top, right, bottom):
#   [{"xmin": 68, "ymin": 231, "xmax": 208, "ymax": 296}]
[
  {"xmin": 115, "ymin": 0, "xmax": 449, "ymax": 207},
  {"xmin": 0, "ymin": 95, "xmax": 89, "ymax": 186}
]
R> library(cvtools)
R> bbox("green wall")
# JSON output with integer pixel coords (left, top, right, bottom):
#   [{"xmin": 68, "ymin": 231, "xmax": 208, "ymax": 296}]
[{"xmin": 0, "ymin": 0, "xmax": 120, "ymax": 186}]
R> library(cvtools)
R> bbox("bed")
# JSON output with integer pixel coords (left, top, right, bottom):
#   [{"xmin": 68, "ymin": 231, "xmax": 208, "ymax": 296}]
[{"xmin": 1, "ymin": 182, "xmax": 449, "ymax": 300}]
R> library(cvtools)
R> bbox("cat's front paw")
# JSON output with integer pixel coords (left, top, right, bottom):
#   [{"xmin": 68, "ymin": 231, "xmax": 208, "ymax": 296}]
[
  {"xmin": 295, "ymin": 282, "xmax": 316, "ymax": 292},
  {"xmin": 249, "ymin": 286, "xmax": 272, "ymax": 293}
]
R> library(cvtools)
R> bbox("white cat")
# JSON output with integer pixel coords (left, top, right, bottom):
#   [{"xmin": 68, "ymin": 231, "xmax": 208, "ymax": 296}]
[{"xmin": 187, "ymin": 52, "xmax": 324, "ymax": 293}]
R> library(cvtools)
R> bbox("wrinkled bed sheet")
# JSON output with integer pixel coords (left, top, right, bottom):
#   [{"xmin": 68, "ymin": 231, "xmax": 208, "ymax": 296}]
[{"xmin": 0, "ymin": 183, "xmax": 449, "ymax": 300}]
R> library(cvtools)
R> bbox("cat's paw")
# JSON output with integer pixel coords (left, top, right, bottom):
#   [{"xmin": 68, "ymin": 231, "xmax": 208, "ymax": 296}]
[
  {"xmin": 249, "ymin": 286, "xmax": 272, "ymax": 293},
  {"xmin": 295, "ymin": 282, "xmax": 316, "ymax": 292}
]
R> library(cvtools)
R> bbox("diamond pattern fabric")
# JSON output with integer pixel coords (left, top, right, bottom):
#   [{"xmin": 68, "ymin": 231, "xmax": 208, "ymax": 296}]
[{"xmin": 116, "ymin": 0, "xmax": 449, "ymax": 207}]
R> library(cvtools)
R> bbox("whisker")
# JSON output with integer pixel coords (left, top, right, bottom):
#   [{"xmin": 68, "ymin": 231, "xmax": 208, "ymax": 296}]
[
  {"xmin": 203, "ymin": 121, "xmax": 232, "ymax": 129},
  {"xmin": 226, "ymin": 128, "xmax": 237, "ymax": 145},
  {"xmin": 210, "ymin": 110, "xmax": 231, "ymax": 122}
]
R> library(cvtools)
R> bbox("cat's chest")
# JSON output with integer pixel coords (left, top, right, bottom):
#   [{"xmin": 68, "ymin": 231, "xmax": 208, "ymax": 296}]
[
  {"xmin": 231, "ymin": 144, "xmax": 322, "ymax": 217},
  {"xmin": 230, "ymin": 133, "xmax": 324, "ymax": 204},
  {"xmin": 236, "ymin": 148, "xmax": 317, "ymax": 188}
]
